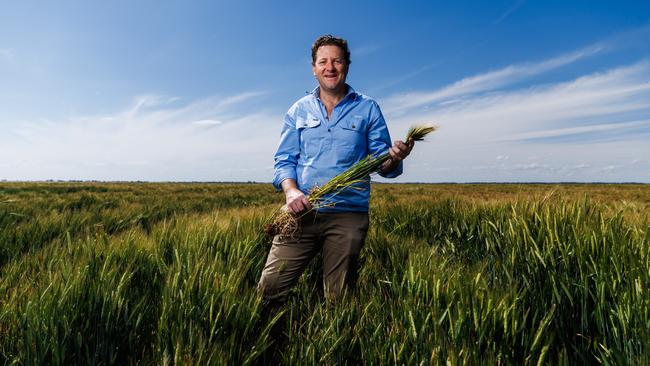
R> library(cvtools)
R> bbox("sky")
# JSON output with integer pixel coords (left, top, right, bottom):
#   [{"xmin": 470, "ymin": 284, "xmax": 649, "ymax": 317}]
[{"xmin": 1, "ymin": 0, "xmax": 649, "ymax": 183}]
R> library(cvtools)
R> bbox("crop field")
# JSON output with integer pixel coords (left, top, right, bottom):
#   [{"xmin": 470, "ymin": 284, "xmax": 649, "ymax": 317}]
[{"xmin": 1, "ymin": 182, "xmax": 649, "ymax": 365}]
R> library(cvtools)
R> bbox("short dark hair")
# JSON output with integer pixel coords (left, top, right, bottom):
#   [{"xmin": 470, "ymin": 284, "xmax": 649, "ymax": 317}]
[{"xmin": 311, "ymin": 34, "xmax": 351, "ymax": 66}]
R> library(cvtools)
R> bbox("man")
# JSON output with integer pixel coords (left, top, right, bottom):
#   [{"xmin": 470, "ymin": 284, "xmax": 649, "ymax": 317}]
[{"xmin": 258, "ymin": 34, "xmax": 413, "ymax": 303}]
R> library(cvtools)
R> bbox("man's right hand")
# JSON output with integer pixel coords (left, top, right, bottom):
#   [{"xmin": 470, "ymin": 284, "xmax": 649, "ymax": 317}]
[
  {"xmin": 281, "ymin": 179, "xmax": 312, "ymax": 214},
  {"xmin": 285, "ymin": 188, "xmax": 311, "ymax": 214}
]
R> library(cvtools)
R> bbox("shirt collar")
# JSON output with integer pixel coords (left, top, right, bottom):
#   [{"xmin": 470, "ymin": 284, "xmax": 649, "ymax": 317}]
[{"xmin": 311, "ymin": 84, "xmax": 357, "ymax": 101}]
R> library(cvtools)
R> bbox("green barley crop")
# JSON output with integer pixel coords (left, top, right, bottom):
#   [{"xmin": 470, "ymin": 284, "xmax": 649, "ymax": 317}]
[{"xmin": 0, "ymin": 182, "xmax": 648, "ymax": 365}]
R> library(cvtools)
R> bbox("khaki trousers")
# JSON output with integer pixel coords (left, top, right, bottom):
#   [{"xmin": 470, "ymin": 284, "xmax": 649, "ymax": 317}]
[{"xmin": 257, "ymin": 211, "xmax": 370, "ymax": 301}]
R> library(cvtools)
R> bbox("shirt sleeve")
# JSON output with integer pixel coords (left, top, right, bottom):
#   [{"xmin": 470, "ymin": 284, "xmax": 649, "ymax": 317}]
[
  {"xmin": 273, "ymin": 112, "xmax": 299, "ymax": 190},
  {"xmin": 367, "ymin": 101, "xmax": 403, "ymax": 178}
]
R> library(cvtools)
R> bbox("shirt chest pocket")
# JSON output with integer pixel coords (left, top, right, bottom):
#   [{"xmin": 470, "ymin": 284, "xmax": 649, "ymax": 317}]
[
  {"xmin": 335, "ymin": 117, "xmax": 367, "ymax": 163},
  {"xmin": 296, "ymin": 116, "xmax": 323, "ymax": 159},
  {"xmin": 339, "ymin": 117, "xmax": 367, "ymax": 135}
]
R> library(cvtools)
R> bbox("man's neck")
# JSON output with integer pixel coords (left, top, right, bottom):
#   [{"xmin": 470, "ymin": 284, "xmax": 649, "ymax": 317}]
[{"xmin": 318, "ymin": 85, "xmax": 348, "ymax": 118}]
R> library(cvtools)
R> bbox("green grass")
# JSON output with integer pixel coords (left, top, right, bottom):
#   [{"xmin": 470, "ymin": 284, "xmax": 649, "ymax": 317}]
[{"xmin": 1, "ymin": 182, "xmax": 649, "ymax": 365}]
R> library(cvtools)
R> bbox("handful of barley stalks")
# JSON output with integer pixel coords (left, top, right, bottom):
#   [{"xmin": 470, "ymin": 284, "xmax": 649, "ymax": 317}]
[{"xmin": 264, "ymin": 124, "xmax": 438, "ymax": 236}]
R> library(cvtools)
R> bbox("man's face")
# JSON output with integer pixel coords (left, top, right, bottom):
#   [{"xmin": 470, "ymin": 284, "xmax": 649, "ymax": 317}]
[{"xmin": 312, "ymin": 45, "xmax": 348, "ymax": 94}]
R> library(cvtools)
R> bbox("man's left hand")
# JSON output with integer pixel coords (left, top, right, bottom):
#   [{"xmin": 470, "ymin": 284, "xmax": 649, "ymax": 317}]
[
  {"xmin": 388, "ymin": 140, "xmax": 414, "ymax": 162},
  {"xmin": 381, "ymin": 139, "xmax": 414, "ymax": 174}
]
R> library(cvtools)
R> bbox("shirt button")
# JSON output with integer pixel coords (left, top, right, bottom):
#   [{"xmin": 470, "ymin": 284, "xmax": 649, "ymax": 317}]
[
  {"xmin": 328, "ymin": 128, "xmax": 331, "ymax": 132},
  {"xmin": 352, "ymin": 125, "xmax": 356, "ymax": 128}
]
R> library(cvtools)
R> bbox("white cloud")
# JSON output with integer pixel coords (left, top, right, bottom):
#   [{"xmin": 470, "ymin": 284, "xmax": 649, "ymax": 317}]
[
  {"xmin": 501, "ymin": 119, "xmax": 650, "ymax": 141},
  {"xmin": 382, "ymin": 44, "xmax": 604, "ymax": 117},
  {"xmin": 378, "ymin": 59, "xmax": 650, "ymax": 183},
  {"xmin": 353, "ymin": 43, "xmax": 384, "ymax": 58},
  {"xmin": 493, "ymin": 0, "xmax": 526, "ymax": 25},
  {"xmin": 123, "ymin": 95, "xmax": 180, "ymax": 119},
  {"xmin": 0, "ymin": 92, "xmax": 280, "ymax": 181},
  {"xmin": 192, "ymin": 119, "xmax": 223, "ymax": 126}
]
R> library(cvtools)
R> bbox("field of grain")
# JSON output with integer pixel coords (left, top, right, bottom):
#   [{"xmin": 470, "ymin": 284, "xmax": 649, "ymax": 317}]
[{"xmin": 1, "ymin": 182, "xmax": 649, "ymax": 365}]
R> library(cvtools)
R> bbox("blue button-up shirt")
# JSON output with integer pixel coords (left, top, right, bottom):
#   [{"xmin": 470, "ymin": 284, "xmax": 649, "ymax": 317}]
[{"xmin": 273, "ymin": 84, "xmax": 402, "ymax": 212}]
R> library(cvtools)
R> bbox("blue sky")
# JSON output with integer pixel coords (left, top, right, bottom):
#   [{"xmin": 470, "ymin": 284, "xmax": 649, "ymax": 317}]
[{"xmin": 1, "ymin": 0, "xmax": 649, "ymax": 182}]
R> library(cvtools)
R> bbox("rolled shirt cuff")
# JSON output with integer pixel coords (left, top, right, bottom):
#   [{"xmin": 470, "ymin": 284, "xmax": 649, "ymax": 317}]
[
  {"xmin": 273, "ymin": 170, "xmax": 297, "ymax": 191},
  {"xmin": 378, "ymin": 160, "xmax": 403, "ymax": 179}
]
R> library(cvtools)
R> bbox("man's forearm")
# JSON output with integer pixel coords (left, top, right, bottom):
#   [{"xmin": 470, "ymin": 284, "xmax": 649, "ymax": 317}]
[
  {"xmin": 280, "ymin": 178, "xmax": 299, "ymax": 194},
  {"xmin": 380, "ymin": 158, "xmax": 399, "ymax": 175},
  {"xmin": 280, "ymin": 178, "xmax": 311, "ymax": 213}
]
